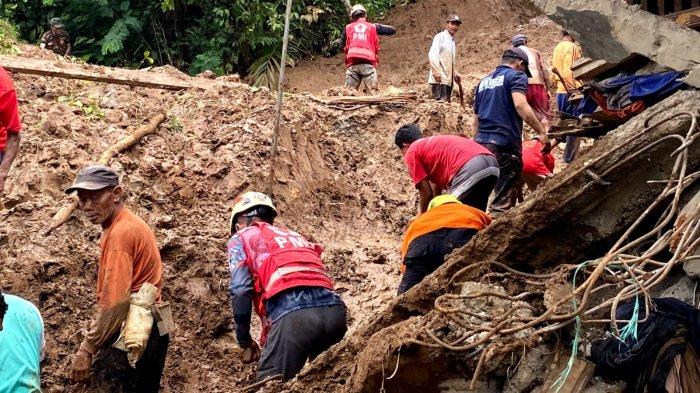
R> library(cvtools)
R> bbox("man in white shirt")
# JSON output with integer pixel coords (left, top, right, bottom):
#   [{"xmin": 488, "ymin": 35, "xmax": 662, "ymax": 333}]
[{"xmin": 428, "ymin": 14, "xmax": 462, "ymax": 102}]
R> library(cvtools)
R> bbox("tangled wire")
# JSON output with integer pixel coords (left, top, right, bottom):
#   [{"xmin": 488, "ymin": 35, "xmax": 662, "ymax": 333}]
[{"xmin": 407, "ymin": 111, "xmax": 700, "ymax": 389}]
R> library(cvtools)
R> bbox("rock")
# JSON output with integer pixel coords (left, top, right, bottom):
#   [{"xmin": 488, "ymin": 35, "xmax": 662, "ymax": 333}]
[
  {"xmin": 532, "ymin": 0, "xmax": 700, "ymax": 88},
  {"xmin": 659, "ymin": 275, "xmax": 696, "ymax": 305}
]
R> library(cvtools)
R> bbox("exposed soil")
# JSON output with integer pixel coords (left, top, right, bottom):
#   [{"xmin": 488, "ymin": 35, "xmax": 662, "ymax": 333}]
[{"xmin": 0, "ymin": 0, "xmax": 567, "ymax": 391}]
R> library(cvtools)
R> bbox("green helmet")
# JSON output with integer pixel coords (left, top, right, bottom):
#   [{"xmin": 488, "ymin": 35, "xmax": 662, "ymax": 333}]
[{"xmin": 49, "ymin": 18, "xmax": 64, "ymax": 28}]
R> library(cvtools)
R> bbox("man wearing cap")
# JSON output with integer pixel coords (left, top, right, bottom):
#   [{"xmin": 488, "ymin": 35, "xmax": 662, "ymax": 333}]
[
  {"xmin": 512, "ymin": 33, "xmax": 552, "ymax": 133},
  {"xmin": 40, "ymin": 18, "xmax": 71, "ymax": 56},
  {"xmin": 341, "ymin": 4, "xmax": 396, "ymax": 94},
  {"xmin": 0, "ymin": 65, "xmax": 21, "ymax": 198},
  {"xmin": 227, "ymin": 191, "xmax": 347, "ymax": 381},
  {"xmin": 473, "ymin": 48, "xmax": 550, "ymax": 214},
  {"xmin": 398, "ymin": 194, "xmax": 491, "ymax": 294},
  {"xmin": 66, "ymin": 165, "xmax": 168, "ymax": 392},
  {"xmin": 428, "ymin": 14, "xmax": 462, "ymax": 102}
]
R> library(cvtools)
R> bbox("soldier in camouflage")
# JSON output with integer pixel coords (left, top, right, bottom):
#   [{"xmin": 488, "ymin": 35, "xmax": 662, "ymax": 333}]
[{"xmin": 40, "ymin": 18, "xmax": 71, "ymax": 56}]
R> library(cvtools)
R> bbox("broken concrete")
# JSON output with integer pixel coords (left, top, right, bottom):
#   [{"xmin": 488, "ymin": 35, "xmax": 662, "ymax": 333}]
[{"xmin": 533, "ymin": 0, "xmax": 700, "ymax": 87}]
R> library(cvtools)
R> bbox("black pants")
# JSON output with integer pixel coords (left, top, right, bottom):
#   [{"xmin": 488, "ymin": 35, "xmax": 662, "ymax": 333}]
[
  {"xmin": 397, "ymin": 258, "xmax": 444, "ymax": 294},
  {"xmin": 88, "ymin": 322, "xmax": 169, "ymax": 393},
  {"xmin": 258, "ymin": 305, "xmax": 347, "ymax": 381},
  {"xmin": 479, "ymin": 143, "xmax": 522, "ymax": 213},
  {"xmin": 456, "ymin": 175, "xmax": 499, "ymax": 212},
  {"xmin": 431, "ymin": 84, "xmax": 453, "ymax": 101}
]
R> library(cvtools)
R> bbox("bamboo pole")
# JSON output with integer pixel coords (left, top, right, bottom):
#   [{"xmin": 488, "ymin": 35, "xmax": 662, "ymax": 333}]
[{"xmin": 44, "ymin": 112, "xmax": 166, "ymax": 235}]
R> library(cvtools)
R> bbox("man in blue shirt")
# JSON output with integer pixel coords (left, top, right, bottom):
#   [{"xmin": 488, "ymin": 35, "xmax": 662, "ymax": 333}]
[
  {"xmin": 473, "ymin": 48, "xmax": 551, "ymax": 213},
  {"xmin": 0, "ymin": 292, "xmax": 43, "ymax": 393}
]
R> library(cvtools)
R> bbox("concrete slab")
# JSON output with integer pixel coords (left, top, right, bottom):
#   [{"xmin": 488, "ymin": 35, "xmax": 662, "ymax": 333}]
[{"xmin": 533, "ymin": 0, "xmax": 700, "ymax": 87}]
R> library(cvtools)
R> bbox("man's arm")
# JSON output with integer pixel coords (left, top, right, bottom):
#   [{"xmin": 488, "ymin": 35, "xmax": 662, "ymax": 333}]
[
  {"xmin": 228, "ymin": 237, "xmax": 254, "ymax": 348},
  {"xmin": 537, "ymin": 50, "xmax": 551, "ymax": 89},
  {"xmin": 65, "ymin": 42, "xmax": 71, "ymax": 57},
  {"xmin": 416, "ymin": 179, "xmax": 433, "ymax": 214},
  {"xmin": 472, "ymin": 116, "xmax": 479, "ymax": 136},
  {"xmin": 428, "ymin": 34, "xmax": 445, "ymax": 82},
  {"xmin": 0, "ymin": 89, "xmax": 21, "ymax": 195},
  {"xmin": 375, "ymin": 24, "xmax": 396, "ymax": 36},
  {"xmin": 512, "ymin": 92, "xmax": 550, "ymax": 152},
  {"xmin": 0, "ymin": 133, "xmax": 20, "ymax": 195}
]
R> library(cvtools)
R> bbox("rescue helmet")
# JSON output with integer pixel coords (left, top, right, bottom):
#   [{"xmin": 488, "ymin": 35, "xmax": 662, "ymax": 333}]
[
  {"xmin": 49, "ymin": 18, "xmax": 64, "ymax": 28},
  {"xmin": 229, "ymin": 191, "xmax": 278, "ymax": 233},
  {"xmin": 428, "ymin": 194, "xmax": 461, "ymax": 211},
  {"xmin": 351, "ymin": 4, "xmax": 367, "ymax": 18}
]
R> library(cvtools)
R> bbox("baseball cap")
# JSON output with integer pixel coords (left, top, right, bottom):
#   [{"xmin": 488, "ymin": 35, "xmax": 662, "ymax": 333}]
[
  {"xmin": 502, "ymin": 48, "xmax": 532, "ymax": 77},
  {"xmin": 49, "ymin": 18, "xmax": 64, "ymax": 28},
  {"xmin": 447, "ymin": 14, "xmax": 462, "ymax": 24},
  {"xmin": 65, "ymin": 165, "xmax": 120, "ymax": 194},
  {"xmin": 511, "ymin": 33, "xmax": 528, "ymax": 46}
]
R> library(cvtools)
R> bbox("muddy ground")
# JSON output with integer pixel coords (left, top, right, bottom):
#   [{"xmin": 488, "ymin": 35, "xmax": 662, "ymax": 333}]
[{"xmin": 0, "ymin": 0, "xmax": 565, "ymax": 391}]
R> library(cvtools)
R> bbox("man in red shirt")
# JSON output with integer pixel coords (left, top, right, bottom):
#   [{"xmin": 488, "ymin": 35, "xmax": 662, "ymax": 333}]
[
  {"xmin": 395, "ymin": 123, "xmax": 500, "ymax": 213},
  {"xmin": 521, "ymin": 138, "xmax": 555, "ymax": 191},
  {"xmin": 342, "ymin": 4, "xmax": 395, "ymax": 94},
  {"xmin": 0, "ymin": 66, "xmax": 22, "ymax": 197}
]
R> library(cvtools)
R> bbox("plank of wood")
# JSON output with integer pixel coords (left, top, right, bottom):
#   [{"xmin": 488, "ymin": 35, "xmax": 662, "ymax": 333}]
[
  {"xmin": 540, "ymin": 350, "xmax": 595, "ymax": 393},
  {"xmin": 315, "ymin": 92, "xmax": 418, "ymax": 106},
  {"xmin": 0, "ymin": 56, "xmax": 230, "ymax": 90}
]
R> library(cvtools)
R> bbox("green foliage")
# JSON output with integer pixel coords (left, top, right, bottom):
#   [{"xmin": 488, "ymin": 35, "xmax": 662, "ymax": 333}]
[
  {"xmin": 0, "ymin": 0, "xmax": 397, "ymax": 87},
  {"xmin": 58, "ymin": 94, "xmax": 105, "ymax": 119},
  {"xmin": 0, "ymin": 19, "xmax": 20, "ymax": 55}
]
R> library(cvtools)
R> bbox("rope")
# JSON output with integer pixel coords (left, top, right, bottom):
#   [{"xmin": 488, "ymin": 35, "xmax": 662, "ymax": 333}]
[{"xmin": 267, "ymin": 0, "xmax": 294, "ymax": 196}]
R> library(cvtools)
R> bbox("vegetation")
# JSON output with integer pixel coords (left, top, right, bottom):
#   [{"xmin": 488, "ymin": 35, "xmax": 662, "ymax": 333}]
[{"xmin": 0, "ymin": 0, "xmax": 397, "ymax": 85}]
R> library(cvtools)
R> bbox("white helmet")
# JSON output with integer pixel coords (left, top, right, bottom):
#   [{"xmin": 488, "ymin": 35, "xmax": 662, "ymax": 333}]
[
  {"xmin": 351, "ymin": 4, "xmax": 366, "ymax": 17},
  {"xmin": 229, "ymin": 191, "xmax": 278, "ymax": 233}
]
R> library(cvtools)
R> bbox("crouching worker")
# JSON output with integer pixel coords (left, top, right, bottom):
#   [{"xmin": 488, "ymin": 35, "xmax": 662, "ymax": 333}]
[
  {"xmin": 66, "ymin": 165, "xmax": 170, "ymax": 392},
  {"xmin": 398, "ymin": 195, "xmax": 491, "ymax": 294},
  {"xmin": 0, "ymin": 292, "xmax": 44, "ymax": 392},
  {"xmin": 227, "ymin": 192, "xmax": 347, "ymax": 381},
  {"xmin": 521, "ymin": 138, "xmax": 556, "ymax": 192}
]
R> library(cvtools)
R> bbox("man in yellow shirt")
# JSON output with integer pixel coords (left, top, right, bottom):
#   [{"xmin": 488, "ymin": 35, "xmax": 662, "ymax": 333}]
[{"xmin": 551, "ymin": 30, "xmax": 582, "ymax": 163}]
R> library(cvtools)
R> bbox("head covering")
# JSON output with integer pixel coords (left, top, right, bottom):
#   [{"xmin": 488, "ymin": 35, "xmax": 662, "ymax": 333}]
[
  {"xmin": 428, "ymin": 194, "xmax": 461, "ymax": 211},
  {"xmin": 511, "ymin": 33, "xmax": 528, "ymax": 46},
  {"xmin": 49, "ymin": 18, "xmax": 64, "ymax": 28},
  {"xmin": 229, "ymin": 191, "xmax": 278, "ymax": 232},
  {"xmin": 502, "ymin": 47, "xmax": 532, "ymax": 77},
  {"xmin": 65, "ymin": 165, "xmax": 120, "ymax": 194},
  {"xmin": 447, "ymin": 14, "xmax": 462, "ymax": 24},
  {"xmin": 351, "ymin": 4, "xmax": 367, "ymax": 18}
]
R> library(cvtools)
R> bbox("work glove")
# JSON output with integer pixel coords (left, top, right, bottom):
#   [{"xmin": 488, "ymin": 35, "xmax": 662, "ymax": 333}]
[{"xmin": 241, "ymin": 341, "xmax": 261, "ymax": 364}]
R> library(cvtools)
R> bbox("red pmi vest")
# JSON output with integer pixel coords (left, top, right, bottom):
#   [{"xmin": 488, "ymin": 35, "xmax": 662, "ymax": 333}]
[
  {"xmin": 239, "ymin": 222, "xmax": 335, "ymax": 303},
  {"xmin": 344, "ymin": 19, "xmax": 379, "ymax": 68}
]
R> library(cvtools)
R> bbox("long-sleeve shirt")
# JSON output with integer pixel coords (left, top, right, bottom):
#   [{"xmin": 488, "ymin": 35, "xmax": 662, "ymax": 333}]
[
  {"xmin": 80, "ymin": 208, "xmax": 163, "ymax": 355},
  {"xmin": 227, "ymin": 231, "xmax": 343, "ymax": 348},
  {"xmin": 338, "ymin": 23, "xmax": 396, "ymax": 51},
  {"xmin": 551, "ymin": 40, "xmax": 583, "ymax": 93},
  {"xmin": 428, "ymin": 30, "xmax": 456, "ymax": 86}
]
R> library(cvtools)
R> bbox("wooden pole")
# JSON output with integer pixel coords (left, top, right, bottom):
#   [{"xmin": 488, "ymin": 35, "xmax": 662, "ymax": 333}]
[{"xmin": 268, "ymin": 0, "xmax": 294, "ymax": 196}]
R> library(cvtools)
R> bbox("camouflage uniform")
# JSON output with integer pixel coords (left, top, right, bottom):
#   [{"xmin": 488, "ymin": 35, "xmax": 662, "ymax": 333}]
[{"xmin": 41, "ymin": 30, "xmax": 71, "ymax": 56}]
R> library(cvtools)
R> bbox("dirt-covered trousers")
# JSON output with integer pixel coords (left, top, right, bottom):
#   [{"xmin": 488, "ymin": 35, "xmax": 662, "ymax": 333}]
[
  {"xmin": 257, "ymin": 304, "xmax": 347, "ymax": 381},
  {"xmin": 479, "ymin": 142, "xmax": 523, "ymax": 213},
  {"xmin": 87, "ymin": 321, "xmax": 169, "ymax": 392}
]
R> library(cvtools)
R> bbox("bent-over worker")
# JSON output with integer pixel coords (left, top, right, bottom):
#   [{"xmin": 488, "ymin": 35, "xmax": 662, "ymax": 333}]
[
  {"xmin": 428, "ymin": 14, "xmax": 462, "ymax": 102},
  {"xmin": 0, "ymin": 292, "xmax": 44, "ymax": 393},
  {"xmin": 227, "ymin": 191, "xmax": 347, "ymax": 381},
  {"xmin": 395, "ymin": 124, "xmax": 499, "ymax": 213},
  {"xmin": 342, "ymin": 4, "xmax": 396, "ymax": 94},
  {"xmin": 398, "ymin": 195, "xmax": 491, "ymax": 294},
  {"xmin": 66, "ymin": 165, "xmax": 169, "ymax": 392},
  {"xmin": 0, "ymin": 66, "xmax": 21, "ymax": 198},
  {"xmin": 521, "ymin": 138, "xmax": 555, "ymax": 192}
]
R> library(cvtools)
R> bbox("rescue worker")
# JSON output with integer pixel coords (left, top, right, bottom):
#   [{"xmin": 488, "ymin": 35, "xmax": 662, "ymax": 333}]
[
  {"xmin": 551, "ymin": 29, "xmax": 583, "ymax": 163},
  {"xmin": 428, "ymin": 14, "xmax": 462, "ymax": 102},
  {"xmin": 395, "ymin": 123, "xmax": 499, "ymax": 213},
  {"xmin": 398, "ymin": 195, "xmax": 491, "ymax": 294},
  {"xmin": 473, "ymin": 48, "xmax": 550, "ymax": 214},
  {"xmin": 341, "ymin": 4, "xmax": 396, "ymax": 94},
  {"xmin": 227, "ymin": 191, "xmax": 347, "ymax": 381},
  {"xmin": 512, "ymin": 33, "xmax": 552, "ymax": 132},
  {"xmin": 521, "ymin": 137, "xmax": 555, "ymax": 192},
  {"xmin": 66, "ymin": 165, "xmax": 169, "ymax": 392},
  {"xmin": 0, "ymin": 66, "xmax": 21, "ymax": 197},
  {"xmin": 40, "ymin": 18, "xmax": 71, "ymax": 56},
  {"xmin": 0, "ymin": 292, "xmax": 44, "ymax": 392}
]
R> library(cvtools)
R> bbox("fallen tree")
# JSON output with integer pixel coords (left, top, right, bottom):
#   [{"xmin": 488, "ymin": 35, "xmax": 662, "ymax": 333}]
[{"xmin": 286, "ymin": 90, "xmax": 700, "ymax": 392}]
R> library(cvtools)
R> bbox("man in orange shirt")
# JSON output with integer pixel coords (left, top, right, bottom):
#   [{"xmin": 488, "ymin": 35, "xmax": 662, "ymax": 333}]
[{"xmin": 66, "ymin": 165, "xmax": 168, "ymax": 392}]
